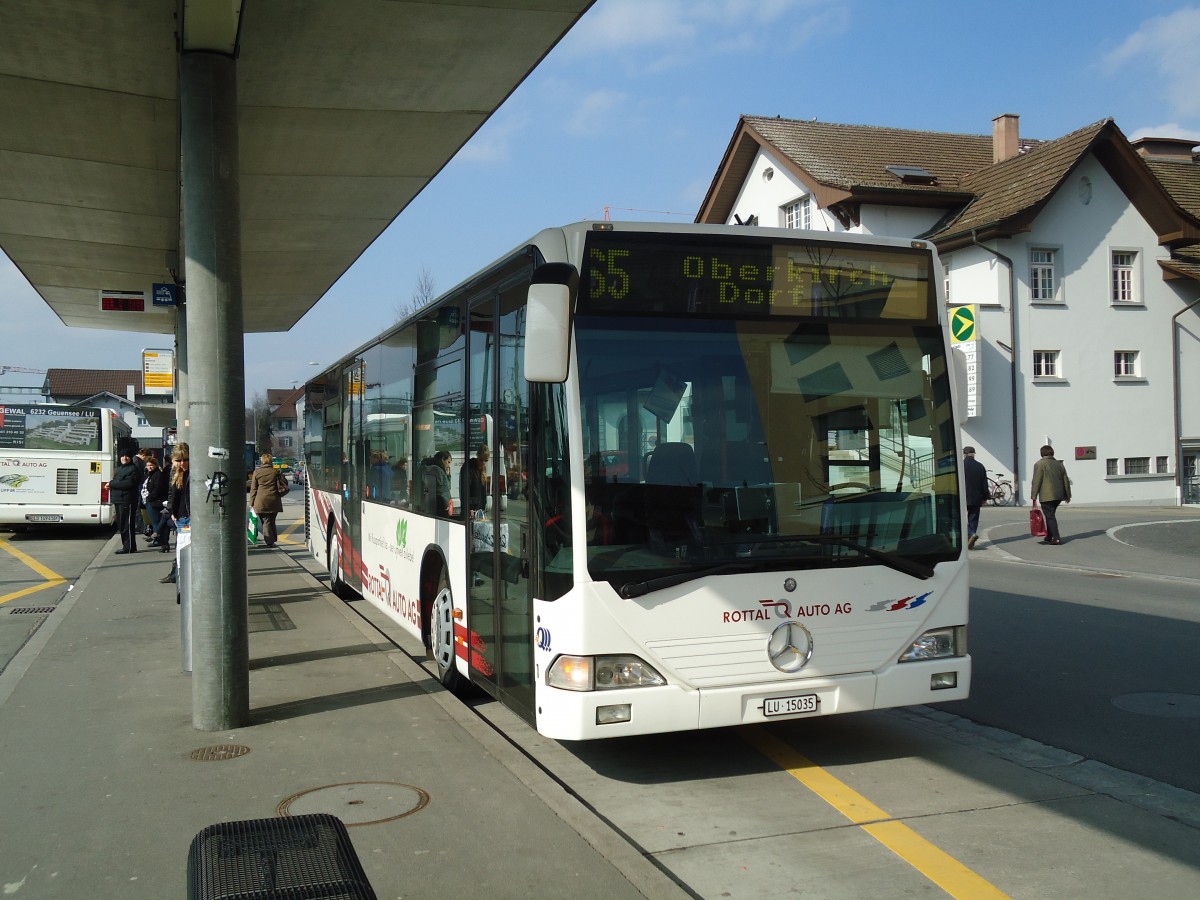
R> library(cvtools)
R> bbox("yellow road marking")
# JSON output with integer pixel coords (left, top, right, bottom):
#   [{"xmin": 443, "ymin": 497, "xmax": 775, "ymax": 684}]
[
  {"xmin": 277, "ymin": 519, "xmax": 304, "ymax": 545},
  {"xmin": 741, "ymin": 726, "xmax": 1009, "ymax": 899},
  {"xmin": 0, "ymin": 537, "xmax": 68, "ymax": 606}
]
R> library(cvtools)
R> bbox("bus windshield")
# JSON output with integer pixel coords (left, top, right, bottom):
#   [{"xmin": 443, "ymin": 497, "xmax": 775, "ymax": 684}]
[{"xmin": 576, "ymin": 314, "xmax": 960, "ymax": 589}]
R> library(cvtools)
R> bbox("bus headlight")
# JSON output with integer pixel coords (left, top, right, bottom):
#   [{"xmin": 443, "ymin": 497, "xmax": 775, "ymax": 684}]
[
  {"xmin": 899, "ymin": 626, "xmax": 966, "ymax": 662},
  {"xmin": 547, "ymin": 654, "xmax": 666, "ymax": 691}
]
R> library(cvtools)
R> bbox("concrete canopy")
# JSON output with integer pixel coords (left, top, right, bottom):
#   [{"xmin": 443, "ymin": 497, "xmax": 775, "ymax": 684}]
[{"xmin": 0, "ymin": 0, "xmax": 593, "ymax": 336}]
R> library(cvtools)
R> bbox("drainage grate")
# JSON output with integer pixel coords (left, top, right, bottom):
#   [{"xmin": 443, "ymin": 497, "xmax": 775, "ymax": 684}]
[
  {"xmin": 190, "ymin": 744, "xmax": 252, "ymax": 762},
  {"xmin": 10, "ymin": 606, "xmax": 56, "ymax": 615}
]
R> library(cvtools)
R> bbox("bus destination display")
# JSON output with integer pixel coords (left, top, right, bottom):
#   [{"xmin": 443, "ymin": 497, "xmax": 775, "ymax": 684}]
[{"xmin": 582, "ymin": 232, "xmax": 932, "ymax": 321}]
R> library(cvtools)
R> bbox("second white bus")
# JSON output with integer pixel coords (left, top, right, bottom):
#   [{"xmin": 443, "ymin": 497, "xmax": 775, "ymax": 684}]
[{"xmin": 0, "ymin": 403, "xmax": 133, "ymax": 527}]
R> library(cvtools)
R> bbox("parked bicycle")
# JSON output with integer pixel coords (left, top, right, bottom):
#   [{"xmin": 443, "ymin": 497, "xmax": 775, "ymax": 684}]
[{"xmin": 987, "ymin": 472, "xmax": 1013, "ymax": 506}]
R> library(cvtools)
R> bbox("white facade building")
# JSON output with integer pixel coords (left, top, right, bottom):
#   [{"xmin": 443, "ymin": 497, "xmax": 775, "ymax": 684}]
[{"xmin": 699, "ymin": 115, "xmax": 1200, "ymax": 506}]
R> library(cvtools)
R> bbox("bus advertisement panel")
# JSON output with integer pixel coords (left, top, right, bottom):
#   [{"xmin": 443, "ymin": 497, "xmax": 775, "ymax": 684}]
[{"xmin": 305, "ymin": 223, "xmax": 969, "ymax": 740}]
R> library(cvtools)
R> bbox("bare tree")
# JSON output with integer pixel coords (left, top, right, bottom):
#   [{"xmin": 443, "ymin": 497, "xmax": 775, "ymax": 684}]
[
  {"xmin": 246, "ymin": 393, "xmax": 273, "ymax": 455},
  {"xmin": 394, "ymin": 266, "xmax": 437, "ymax": 324}
]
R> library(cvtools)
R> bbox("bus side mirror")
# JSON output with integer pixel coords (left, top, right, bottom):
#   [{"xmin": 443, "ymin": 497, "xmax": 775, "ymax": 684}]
[{"xmin": 525, "ymin": 264, "xmax": 577, "ymax": 384}]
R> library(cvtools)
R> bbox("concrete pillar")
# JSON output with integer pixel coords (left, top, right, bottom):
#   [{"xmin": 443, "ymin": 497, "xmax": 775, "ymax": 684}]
[
  {"xmin": 174, "ymin": 305, "xmax": 189, "ymax": 447},
  {"xmin": 179, "ymin": 50, "xmax": 249, "ymax": 730}
]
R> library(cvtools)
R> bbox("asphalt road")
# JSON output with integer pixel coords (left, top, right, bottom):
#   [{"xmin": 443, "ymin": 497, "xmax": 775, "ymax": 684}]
[{"xmin": 945, "ymin": 556, "xmax": 1200, "ymax": 793}]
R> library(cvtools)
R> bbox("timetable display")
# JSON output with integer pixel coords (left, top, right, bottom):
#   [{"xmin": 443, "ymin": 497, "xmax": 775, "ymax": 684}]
[{"xmin": 581, "ymin": 232, "xmax": 933, "ymax": 321}]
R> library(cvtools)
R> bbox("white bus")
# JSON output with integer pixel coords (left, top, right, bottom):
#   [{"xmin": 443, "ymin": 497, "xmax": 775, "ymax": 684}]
[
  {"xmin": 0, "ymin": 403, "xmax": 133, "ymax": 527},
  {"xmin": 304, "ymin": 222, "xmax": 970, "ymax": 740}
]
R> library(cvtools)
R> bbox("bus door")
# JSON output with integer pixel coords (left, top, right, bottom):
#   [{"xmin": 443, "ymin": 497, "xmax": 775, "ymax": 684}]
[
  {"xmin": 466, "ymin": 272, "xmax": 536, "ymax": 720},
  {"xmin": 343, "ymin": 358, "xmax": 366, "ymax": 590}
]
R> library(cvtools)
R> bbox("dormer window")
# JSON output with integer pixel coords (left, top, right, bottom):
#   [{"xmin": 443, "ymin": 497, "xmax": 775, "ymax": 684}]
[{"xmin": 885, "ymin": 165, "xmax": 938, "ymax": 185}]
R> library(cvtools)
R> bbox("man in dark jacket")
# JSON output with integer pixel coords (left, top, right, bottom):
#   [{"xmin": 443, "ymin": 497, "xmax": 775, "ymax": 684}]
[
  {"xmin": 110, "ymin": 449, "xmax": 142, "ymax": 554},
  {"xmin": 962, "ymin": 446, "xmax": 989, "ymax": 550}
]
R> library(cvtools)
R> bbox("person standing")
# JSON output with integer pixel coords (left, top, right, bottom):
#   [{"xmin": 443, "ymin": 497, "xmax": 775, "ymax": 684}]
[
  {"xmin": 461, "ymin": 444, "xmax": 489, "ymax": 517},
  {"xmin": 1031, "ymin": 444, "xmax": 1071, "ymax": 545},
  {"xmin": 248, "ymin": 452, "xmax": 286, "ymax": 547},
  {"xmin": 961, "ymin": 446, "xmax": 989, "ymax": 550},
  {"xmin": 142, "ymin": 455, "xmax": 171, "ymax": 552},
  {"xmin": 134, "ymin": 448, "xmax": 152, "ymax": 536},
  {"xmin": 110, "ymin": 448, "xmax": 142, "ymax": 554},
  {"xmin": 160, "ymin": 443, "xmax": 191, "ymax": 583}
]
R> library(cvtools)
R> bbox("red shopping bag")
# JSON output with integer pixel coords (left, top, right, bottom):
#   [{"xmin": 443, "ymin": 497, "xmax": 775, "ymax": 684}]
[{"xmin": 1029, "ymin": 503, "xmax": 1047, "ymax": 537}]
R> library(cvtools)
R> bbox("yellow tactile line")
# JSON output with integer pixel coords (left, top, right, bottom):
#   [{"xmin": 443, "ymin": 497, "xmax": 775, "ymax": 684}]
[
  {"xmin": 741, "ymin": 726, "xmax": 1010, "ymax": 899},
  {"xmin": 0, "ymin": 537, "xmax": 68, "ymax": 606}
]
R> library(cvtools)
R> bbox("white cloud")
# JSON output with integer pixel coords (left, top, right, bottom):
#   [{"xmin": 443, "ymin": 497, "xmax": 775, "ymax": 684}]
[
  {"xmin": 455, "ymin": 111, "xmax": 531, "ymax": 165},
  {"xmin": 569, "ymin": 0, "xmax": 840, "ymax": 59},
  {"xmin": 1126, "ymin": 122, "xmax": 1200, "ymax": 144},
  {"xmin": 1105, "ymin": 6, "xmax": 1200, "ymax": 119},
  {"xmin": 567, "ymin": 89, "xmax": 625, "ymax": 136}
]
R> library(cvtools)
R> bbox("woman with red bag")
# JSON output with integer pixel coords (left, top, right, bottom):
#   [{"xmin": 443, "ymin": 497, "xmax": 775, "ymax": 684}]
[{"xmin": 1031, "ymin": 444, "xmax": 1071, "ymax": 545}]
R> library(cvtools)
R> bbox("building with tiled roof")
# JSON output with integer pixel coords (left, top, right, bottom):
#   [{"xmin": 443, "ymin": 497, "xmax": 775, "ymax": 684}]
[
  {"xmin": 45, "ymin": 368, "xmax": 166, "ymax": 450},
  {"xmin": 265, "ymin": 386, "xmax": 304, "ymax": 459},
  {"xmin": 699, "ymin": 114, "xmax": 1200, "ymax": 505}
]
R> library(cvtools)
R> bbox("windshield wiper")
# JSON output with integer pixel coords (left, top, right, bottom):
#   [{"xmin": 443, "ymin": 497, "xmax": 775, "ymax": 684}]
[
  {"xmin": 618, "ymin": 535, "xmax": 934, "ymax": 599},
  {"xmin": 620, "ymin": 560, "xmax": 764, "ymax": 599},
  {"xmin": 794, "ymin": 533, "xmax": 935, "ymax": 580}
]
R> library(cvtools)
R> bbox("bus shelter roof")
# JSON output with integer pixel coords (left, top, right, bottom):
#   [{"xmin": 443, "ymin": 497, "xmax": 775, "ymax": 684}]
[{"xmin": 0, "ymin": 0, "xmax": 592, "ymax": 335}]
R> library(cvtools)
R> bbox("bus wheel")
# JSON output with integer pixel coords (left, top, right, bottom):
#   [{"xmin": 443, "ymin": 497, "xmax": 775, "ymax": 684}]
[
  {"xmin": 327, "ymin": 530, "xmax": 351, "ymax": 601},
  {"xmin": 430, "ymin": 569, "xmax": 464, "ymax": 692}
]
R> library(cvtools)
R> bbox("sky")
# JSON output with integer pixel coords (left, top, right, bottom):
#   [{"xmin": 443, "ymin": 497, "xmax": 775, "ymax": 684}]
[{"xmin": 3, "ymin": 0, "xmax": 1200, "ymax": 404}]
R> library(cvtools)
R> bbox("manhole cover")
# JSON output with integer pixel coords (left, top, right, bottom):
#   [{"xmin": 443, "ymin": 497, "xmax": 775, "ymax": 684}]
[
  {"xmin": 277, "ymin": 781, "xmax": 429, "ymax": 826},
  {"xmin": 190, "ymin": 744, "xmax": 252, "ymax": 761},
  {"xmin": 1112, "ymin": 692, "xmax": 1200, "ymax": 719}
]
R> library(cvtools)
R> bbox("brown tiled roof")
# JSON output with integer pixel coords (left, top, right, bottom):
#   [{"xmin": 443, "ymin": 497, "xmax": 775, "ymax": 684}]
[
  {"xmin": 267, "ymin": 386, "xmax": 303, "ymax": 417},
  {"xmin": 928, "ymin": 120, "xmax": 1111, "ymax": 242},
  {"xmin": 701, "ymin": 115, "xmax": 1200, "ymax": 265},
  {"xmin": 47, "ymin": 368, "xmax": 143, "ymax": 398},
  {"xmin": 742, "ymin": 116, "xmax": 1000, "ymax": 193},
  {"xmin": 1147, "ymin": 158, "xmax": 1200, "ymax": 217},
  {"xmin": 1162, "ymin": 243, "xmax": 1200, "ymax": 280}
]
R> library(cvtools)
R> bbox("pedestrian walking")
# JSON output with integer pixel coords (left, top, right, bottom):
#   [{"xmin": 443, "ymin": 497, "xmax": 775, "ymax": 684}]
[
  {"xmin": 110, "ymin": 446, "xmax": 142, "ymax": 554},
  {"xmin": 248, "ymin": 453, "xmax": 287, "ymax": 547},
  {"xmin": 1031, "ymin": 444, "xmax": 1071, "ymax": 545},
  {"xmin": 961, "ymin": 446, "xmax": 988, "ymax": 549}
]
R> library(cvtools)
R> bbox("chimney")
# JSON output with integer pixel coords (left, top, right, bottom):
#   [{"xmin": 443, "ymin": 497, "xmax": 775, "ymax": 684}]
[
  {"xmin": 993, "ymin": 113, "xmax": 1019, "ymax": 163},
  {"xmin": 1130, "ymin": 136, "xmax": 1198, "ymax": 161}
]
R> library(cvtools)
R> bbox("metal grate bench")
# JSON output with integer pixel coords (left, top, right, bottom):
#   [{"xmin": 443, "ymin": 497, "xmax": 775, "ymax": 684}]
[{"xmin": 187, "ymin": 813, "xmax": 376, "ymax": 899}]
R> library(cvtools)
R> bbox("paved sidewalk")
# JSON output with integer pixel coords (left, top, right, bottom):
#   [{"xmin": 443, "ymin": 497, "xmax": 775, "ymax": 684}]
[
  {"xmin": 974, "ymin": 504, "xmax": 1200, "ymax": 583},
  {"xmin": 0, "ymin": 525, "xmax": 685, "ymax": 899}
]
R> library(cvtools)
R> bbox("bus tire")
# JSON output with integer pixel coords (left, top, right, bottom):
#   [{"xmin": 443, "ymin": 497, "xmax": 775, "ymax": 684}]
[
  {"xmin": 429, "ymin": 568, "xmax": 464, "ymax": 692},
  {"xmin": 327, "ymin": 526, "xmax": 352, "ymax": 601}
]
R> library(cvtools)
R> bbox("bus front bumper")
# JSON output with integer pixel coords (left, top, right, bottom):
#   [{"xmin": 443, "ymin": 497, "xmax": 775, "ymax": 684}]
[{"xmin": 535, "ymin": 657, "xmax": 971, "ymax": 741}]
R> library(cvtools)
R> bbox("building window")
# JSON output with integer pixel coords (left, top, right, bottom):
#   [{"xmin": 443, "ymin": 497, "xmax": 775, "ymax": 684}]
[
  {"xmin": 1030, "ymin": 248, "xmax": 1058, "ymax": 302},
  {"xmin": 278, "ymin": 419, "xmax": 293, "ymax": 431},
  {"xmin": 1111, "ymin": 250, "xmax": 1138, "ymax": 304},
  {"xmin": 1106, "ymin": 458, "xmax": 1118, "ymax": 476},
  {"xmin": 1124, "ymin": 457, "xmax": 1150, "ymax": 475},
  {"xmin": 1033, "ymin": 350, "xmax": 1060, "ymax": 378},
  {"xmin": 279, "ymin": 436, "xmax": 293, "ymax": 449},
  {"xmin": 783, "ymin": 196, "xmax": 810, "ymax": 230},
  {"xmin": 943, "ymin": 257, "xmax": 951, "ymax": 302},
  {"xmin": 1114, "ymin": 350, "xmax": 1140, "ymax": 378},
  {"xmin": 1156, "ymin": 456, "xmax": 1169, "ymax": 473}
]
